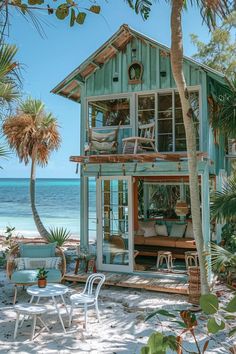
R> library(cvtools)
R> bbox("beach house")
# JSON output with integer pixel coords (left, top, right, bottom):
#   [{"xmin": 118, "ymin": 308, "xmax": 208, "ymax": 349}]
[{"xmin": 52, "ymin": 25, "xmax": 231, "ymax": 280}]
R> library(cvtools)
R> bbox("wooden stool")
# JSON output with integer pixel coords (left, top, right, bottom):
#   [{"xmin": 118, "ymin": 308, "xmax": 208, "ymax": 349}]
[
  {"xmin": 185, "ymin": 251, "xmax": 198, "ymax": 269},
  {"xmin": 14, "ymin": 304, "xmax": 49, "ymax": 341},
  {"xmin": 156, "ymin": 251, "xmax": 173, "ymax": 270}
]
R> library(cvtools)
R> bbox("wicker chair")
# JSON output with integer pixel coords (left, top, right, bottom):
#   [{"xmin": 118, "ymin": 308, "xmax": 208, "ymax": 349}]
[
  {"xmin": 6, "ymin": 240, "xmax": 66, "ymax": 304},
  {"xmin": 109, "ymin": 236, "xmax": 127, "ymax": 264}
]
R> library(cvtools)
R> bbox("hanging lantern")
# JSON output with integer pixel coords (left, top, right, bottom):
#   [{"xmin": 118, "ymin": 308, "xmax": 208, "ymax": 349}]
[{"xmin": 175, "ymin": 200, "xmax": 189, "ymax": 216}]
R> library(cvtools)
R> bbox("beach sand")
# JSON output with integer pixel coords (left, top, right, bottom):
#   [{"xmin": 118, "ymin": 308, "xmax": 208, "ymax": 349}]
[{"xmin": 0, "ymin": 272, "xmax": 234, "ymax": 353}]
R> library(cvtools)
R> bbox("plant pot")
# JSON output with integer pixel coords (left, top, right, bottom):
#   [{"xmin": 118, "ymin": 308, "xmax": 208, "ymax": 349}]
[{"xmin": 38, "ymin": 278, "xmax": 47, "ymax": 288}]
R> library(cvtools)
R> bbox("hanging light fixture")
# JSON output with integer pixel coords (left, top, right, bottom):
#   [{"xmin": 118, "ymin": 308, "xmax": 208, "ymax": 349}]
[{"xmin": 175, "ymin": 200, "xmax": 189, "ymax": 217}]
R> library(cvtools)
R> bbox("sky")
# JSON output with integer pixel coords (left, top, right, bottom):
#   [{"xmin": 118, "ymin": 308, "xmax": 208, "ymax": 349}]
[{"xmin": 1, "ymin": 0, "xmax": 211, "ymax": 178}]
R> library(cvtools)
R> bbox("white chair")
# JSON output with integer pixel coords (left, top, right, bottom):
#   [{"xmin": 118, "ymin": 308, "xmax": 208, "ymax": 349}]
[{"xmin": 69, "ymin": 273, "xmax": 105, "ymax": 329}]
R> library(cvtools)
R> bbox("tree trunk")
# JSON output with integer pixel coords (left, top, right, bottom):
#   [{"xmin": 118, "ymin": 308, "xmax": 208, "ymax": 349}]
[
  {"xmin": 30, "ymin": 148, "xmax": 50, "ymax": 240},
  {"xmin": 170, "ymin": 0, "xmax": 210, "ymax": 294}
]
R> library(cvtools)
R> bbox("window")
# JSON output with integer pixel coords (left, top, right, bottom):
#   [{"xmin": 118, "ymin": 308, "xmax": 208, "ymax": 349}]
[
  {"xmin": 138, "ymin": 94, "xmax": 155, "ymax": 125},
  {"xmin": 88, "ymin": 98, "xmax": 130, "ymax": 128},
  {"xmin": 157, "ymin": 91, "xmax": 200, "ymax": 152}
]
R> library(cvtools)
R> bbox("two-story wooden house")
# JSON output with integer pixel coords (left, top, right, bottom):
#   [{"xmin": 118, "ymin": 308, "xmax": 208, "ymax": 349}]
[{"xmin": 52, "ymin": 25, "xmax": 229, "ymax": 277}]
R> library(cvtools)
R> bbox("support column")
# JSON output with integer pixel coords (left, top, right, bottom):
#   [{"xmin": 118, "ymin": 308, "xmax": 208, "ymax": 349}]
[
  {"xmin": 80, "ymin": 172, "xmax": 89, "ymax": 249},
  {"xmin": 201, "ymin": 165, "xmax": 211, "ymax": 281}
]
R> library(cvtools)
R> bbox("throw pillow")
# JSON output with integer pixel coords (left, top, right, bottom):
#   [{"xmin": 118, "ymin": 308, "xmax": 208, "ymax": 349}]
[
  {"xmin": 20, "ymin": 242, "xmax": 57, "ymax": 258},
  {"xmin": 139, "ymin": 221, "xmax": 157, "ymax": 237},
  {"xmin": 155, "ymin": 224, "xmax": 168, "ymax": 237},
  {"xmin": 169, "ymin": 223, "xmax": 187, "ymax": 237},
  {"xmin": 185, "ymin": 222, "xmax": 194, "ymax": 239},
  {"xmin": 15, "ymin": 257, "xmax": 61, "ymax": 270}
]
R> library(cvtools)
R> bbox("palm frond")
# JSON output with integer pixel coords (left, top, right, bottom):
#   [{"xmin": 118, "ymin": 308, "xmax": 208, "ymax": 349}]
[
  {"xmin": 211, "ymin": 176, "xmax": 236, "ymax": 222},
  {"xmin": 19, "ymin": 98, "xmax": 45, "ymax": 118},
  {"xmin": 211, "ymin": 243, "xmax": 236, "ymax": 272},
  {"xmin": 46, "ymin": 227, "xmax": 71, "ymax": 246}
]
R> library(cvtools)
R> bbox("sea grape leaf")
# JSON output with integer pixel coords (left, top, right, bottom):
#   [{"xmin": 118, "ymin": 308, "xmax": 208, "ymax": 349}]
[
  {"xmin": 225, "ymin": 295, "xmax": 236, "ymax": 313},
  {"xmin": 76, "ymin": 12, "xmax": 86, "ymax": 24},
  {"xmin": 229, "ymin": 326, "xmax": 236, "ymax": 337},
  {"xmin": 147, "ymin": 332, "xmax": 164, "ymax": 352},
  {"xmin": 55, "ymin": 4, "xmax": 69, "ymax": 20},
  {"xmin": 207, "ymin": 317, "xmax": 225, "ymax": 334},
  {"xmin": 70, "ymin": 8, "xmax": 76, "ymax": 27},
  {"xmin": 200, "ymin": 294, "xmax": 219, "ymax": 315},
  {"xmin": 89, "ymin": 5, "xmax": 101, "ymax": 14}
]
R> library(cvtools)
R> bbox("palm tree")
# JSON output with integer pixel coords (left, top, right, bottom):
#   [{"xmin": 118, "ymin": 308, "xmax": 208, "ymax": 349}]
[
  {"xmin": 3, "ymin": 98, "xmax": 61, "ymax": 239},
  {"xmin": 128, "ymin": 0, "xmax": 232, "ymax": 294}
]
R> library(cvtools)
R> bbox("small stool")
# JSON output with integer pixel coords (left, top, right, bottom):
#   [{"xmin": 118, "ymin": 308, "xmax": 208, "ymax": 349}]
[
  {"xmin": 156, "ymin": 251, "xmax": 173, "ymax": 270},
  {"xmin": 14, "ymin": 304, "xmax": 49, "ymax": 341},
  {"xmin": 185, "ymin": 251, "xmax": 198, "ymax": 269}
]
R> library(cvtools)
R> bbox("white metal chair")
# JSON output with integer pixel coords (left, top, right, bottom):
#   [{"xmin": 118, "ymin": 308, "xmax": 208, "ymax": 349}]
[{"xmin": 69, "ymin": 273, "xmax": 105, "ymax": 329}]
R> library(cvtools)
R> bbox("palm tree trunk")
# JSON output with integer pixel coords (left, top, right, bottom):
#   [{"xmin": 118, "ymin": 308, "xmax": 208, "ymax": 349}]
[
  {"xmin": 170, "ymin": 0, "xmax": 209, "ymax": 294},
  {"xmin": 30, "ymin": 148, "xmax": 50, "ymax": 240}
]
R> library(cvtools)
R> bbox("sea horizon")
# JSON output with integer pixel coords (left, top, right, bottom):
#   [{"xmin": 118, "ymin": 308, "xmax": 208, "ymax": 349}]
[{"xmin": 0, "ymin": 178, "xmax": 96, "ymax": 240}]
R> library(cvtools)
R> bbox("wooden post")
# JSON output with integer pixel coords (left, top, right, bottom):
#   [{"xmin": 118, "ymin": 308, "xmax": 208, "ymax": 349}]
[{"xmin": 188, "ymin": 266, "xmax": 201, "ymax": 305}]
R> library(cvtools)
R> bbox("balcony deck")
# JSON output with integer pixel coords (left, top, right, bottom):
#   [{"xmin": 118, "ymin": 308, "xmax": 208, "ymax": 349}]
[{"xmin": 70, "ymin": 152, "xmax": 208, "ymax": 164}]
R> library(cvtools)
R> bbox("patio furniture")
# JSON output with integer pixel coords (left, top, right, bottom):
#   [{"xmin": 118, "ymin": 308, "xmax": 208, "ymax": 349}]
[
  {"xmin": 27, "ymin": 283, "xmax": 69, "ymax": 333},
  {"xmin": 185, "ymin": 251, "xmax": 198, "ymax": 269},
  {"xmin": 86, "ymin": 125, "xmax": 120, "ymax": 155},
  {"xmin": 6, "ymin": 241, "xmax": 66, "ymax": 304},
  {"xmin": 109, "ymin": 235, "xmax": 127, "ymax": 264},
  {"xmin": 69, "ymin": 273, "xmax": 105, "ymax": 330},
  {"xmin": 156, "ymin": 251, "xmax": 173, "ymax": 270},
  {"xmin": 122, "ymin": 122, "xmax": 156, "ymax": 154},
  {"xmin": 13, "ymin": 303, "xmax": 49, "ymax": 341}
]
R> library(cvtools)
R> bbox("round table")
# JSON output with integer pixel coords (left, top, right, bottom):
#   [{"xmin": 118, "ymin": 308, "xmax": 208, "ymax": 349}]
[{"xmin": 27, "ymin": 283, "xmax": 69, "ymax": 333}]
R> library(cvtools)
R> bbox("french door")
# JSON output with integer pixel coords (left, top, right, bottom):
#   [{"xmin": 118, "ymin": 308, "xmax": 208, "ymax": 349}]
[{"xmin": 96, "ymin": 176, "xmax": 133, "ymax": 272}]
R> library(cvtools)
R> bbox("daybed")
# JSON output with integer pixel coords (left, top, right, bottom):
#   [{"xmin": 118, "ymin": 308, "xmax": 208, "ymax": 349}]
[{"xmin": 134, "ymin": 220, "xmax": 196, "ymax": 259}]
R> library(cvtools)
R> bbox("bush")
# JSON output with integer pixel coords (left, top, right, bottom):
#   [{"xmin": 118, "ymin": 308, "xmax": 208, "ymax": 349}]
[{"xmin": 46, "ymin": 227, "xmax": 71, "ymax": 246}]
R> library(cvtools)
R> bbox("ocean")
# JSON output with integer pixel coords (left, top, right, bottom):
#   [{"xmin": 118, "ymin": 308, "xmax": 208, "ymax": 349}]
[{"xmin": 0, "ymin": 178, "xmax": 96, "ymax": 239}]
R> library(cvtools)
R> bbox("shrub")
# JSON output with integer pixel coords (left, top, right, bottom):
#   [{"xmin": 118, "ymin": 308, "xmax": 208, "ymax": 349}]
[{"xmin": 46, "ymin": 227, "xmax": 71, "ymax": 246}]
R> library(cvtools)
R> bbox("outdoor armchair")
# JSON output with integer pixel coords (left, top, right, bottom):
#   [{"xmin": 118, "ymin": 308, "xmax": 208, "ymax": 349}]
[{"xmin": 6, "ymin": 240, "xmax": 66, "ymax": 304}]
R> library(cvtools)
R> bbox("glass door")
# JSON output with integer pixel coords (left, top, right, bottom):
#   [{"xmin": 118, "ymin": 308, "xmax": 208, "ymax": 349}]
[{"xmin": 97, "ymin": 176, "xmax": 133, "ymax": 272}]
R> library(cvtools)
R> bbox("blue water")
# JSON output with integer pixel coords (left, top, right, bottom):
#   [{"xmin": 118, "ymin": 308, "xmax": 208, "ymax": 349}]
[{"xmin": 0, "ymin": 178, "xmax": 96, "ymax": 239}]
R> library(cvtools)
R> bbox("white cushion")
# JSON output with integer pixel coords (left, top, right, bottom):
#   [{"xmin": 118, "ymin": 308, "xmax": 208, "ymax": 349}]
[
  {"xmin": 15, "ymin": 257, "xmax": 61, "ymax": 270},
  {"xmin": 185, "ymin": 222, "xmax": 194, "ymax": 239},
  {"xmin": 169, "ymin": 223, "xmax": 187, "ymax": 238},
  {"xmin": 138, "ymin": 221, "xmax": 157, "ymax": 237},
  {"xmin": 155, "ymin": 224, "xmax": 168, "ymax": 237}
]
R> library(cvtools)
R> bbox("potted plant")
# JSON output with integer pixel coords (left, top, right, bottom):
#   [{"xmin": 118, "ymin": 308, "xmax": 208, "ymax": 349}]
[{"xmin": 37, "ymin": 268, "xmax": 48, "ymax": 288}]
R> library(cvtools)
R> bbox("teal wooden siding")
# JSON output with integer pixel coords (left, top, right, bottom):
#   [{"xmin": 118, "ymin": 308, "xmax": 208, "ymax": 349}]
[{"xmin": 85, "ymin": 39, "xmax": 205, "ymax": 97}]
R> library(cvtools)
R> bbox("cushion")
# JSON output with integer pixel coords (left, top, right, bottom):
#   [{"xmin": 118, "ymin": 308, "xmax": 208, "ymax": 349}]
[
  {"xmin": 155, "ymin": 224, "xmax": 168, "ymax": 237},
  {"xmin": 20, "ymin": 243, "xmax": 57, "ymax": 258},
  {"xmin": 15, "ymin": 257, "xmax": 61, "ymax": 270},
  {"xmin": 11, "ymin": 269, "xmax": 62, "ymax": 284},
  {"xmin": 169, "ymin": 223, "xmax": 187, "ymax": 237},
  {"xmin": 185, "ymin": 222, "xmax": 194, "ymax": 239},
  {"xmin": 139, "ymin": 221, "xmax": 157, "ymax": 237}
]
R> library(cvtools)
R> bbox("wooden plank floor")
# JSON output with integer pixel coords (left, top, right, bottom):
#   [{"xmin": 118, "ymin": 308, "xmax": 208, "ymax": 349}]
[{"xmin": 64, "ymin": 271, "xmax": 189, "ymax": 295}]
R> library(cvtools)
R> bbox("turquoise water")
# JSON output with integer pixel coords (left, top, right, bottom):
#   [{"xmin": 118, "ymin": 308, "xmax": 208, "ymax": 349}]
[{"xmin": 0, "ymin": 178, "xmax": 96, "ymax": 239}]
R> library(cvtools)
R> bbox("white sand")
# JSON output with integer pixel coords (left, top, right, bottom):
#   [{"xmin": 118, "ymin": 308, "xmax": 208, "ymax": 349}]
[{"xmin": 0, "ymin": 271, "xmax": 234, "ymax": 354}]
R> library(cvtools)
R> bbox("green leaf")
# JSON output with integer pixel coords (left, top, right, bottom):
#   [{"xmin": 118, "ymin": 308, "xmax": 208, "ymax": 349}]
[
  {"xmin": 89, "ymin": 5, "xmax": 101, "ymax": 14},
  {"xmin": 229, "ymin": 326, "xmax": 236, "ymax": 337},
  {"xmin": 76, "ymin": 12, "xmax": 86, "ymax": 25},
  {"xmin": 140, "ymin": 346, "xmax": 150, "ymax": 354},
  {"xmin": 70, "ymin": 8, "xmax": 76, "ymax": 27},
  {"xmin": 55, "ymin": 4, "xmax": 69, "ymax": 20},
  {"xmin": 147, "ymin": 332, "xmax": 164, "ymax": 352},
  {"xmin": 207, "ymin": 317, "xmax": 225, "ymax": 334},
  {"xmin": 225, "ymin": 295, "xmax": 236, "ymax": 313},
  {"xmin": 224, "ymin": 315, "xmax": 236, "ymax": 320},
  {"xmin": 173, "ymin": 320, "xmax": 187, "ymax": 328},
  {"xmin": 163, "ymin": 335, "xmax": 178, "ymax": 351},
  {"xmin": 200, "ymin": 294, "xmax": 219, "ymax": 315},
  {"xmin": 145, "ymin": 309, "xmax": 175, "ymax": 321}
]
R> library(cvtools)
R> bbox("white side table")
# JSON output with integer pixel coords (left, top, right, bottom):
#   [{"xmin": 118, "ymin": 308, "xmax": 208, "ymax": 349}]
[
  {"xmin": 27, "ymin": 283, "xmax": 69, "ymax": 333},
  {"xmin": 14, "ymin": 304, "xmax": 49, "ymax": 341}
]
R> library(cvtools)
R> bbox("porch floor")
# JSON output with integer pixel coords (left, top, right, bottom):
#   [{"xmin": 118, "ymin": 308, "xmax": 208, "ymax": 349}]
[{"xmin": 64, "ymin": 270, "xmax": 189, "ymax": 295}]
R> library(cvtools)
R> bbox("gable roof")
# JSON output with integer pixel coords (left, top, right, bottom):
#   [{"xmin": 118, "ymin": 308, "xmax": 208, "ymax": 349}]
[{"xmin": 51, "ymin": 24, "xmax": 226, "ymax": 102}]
